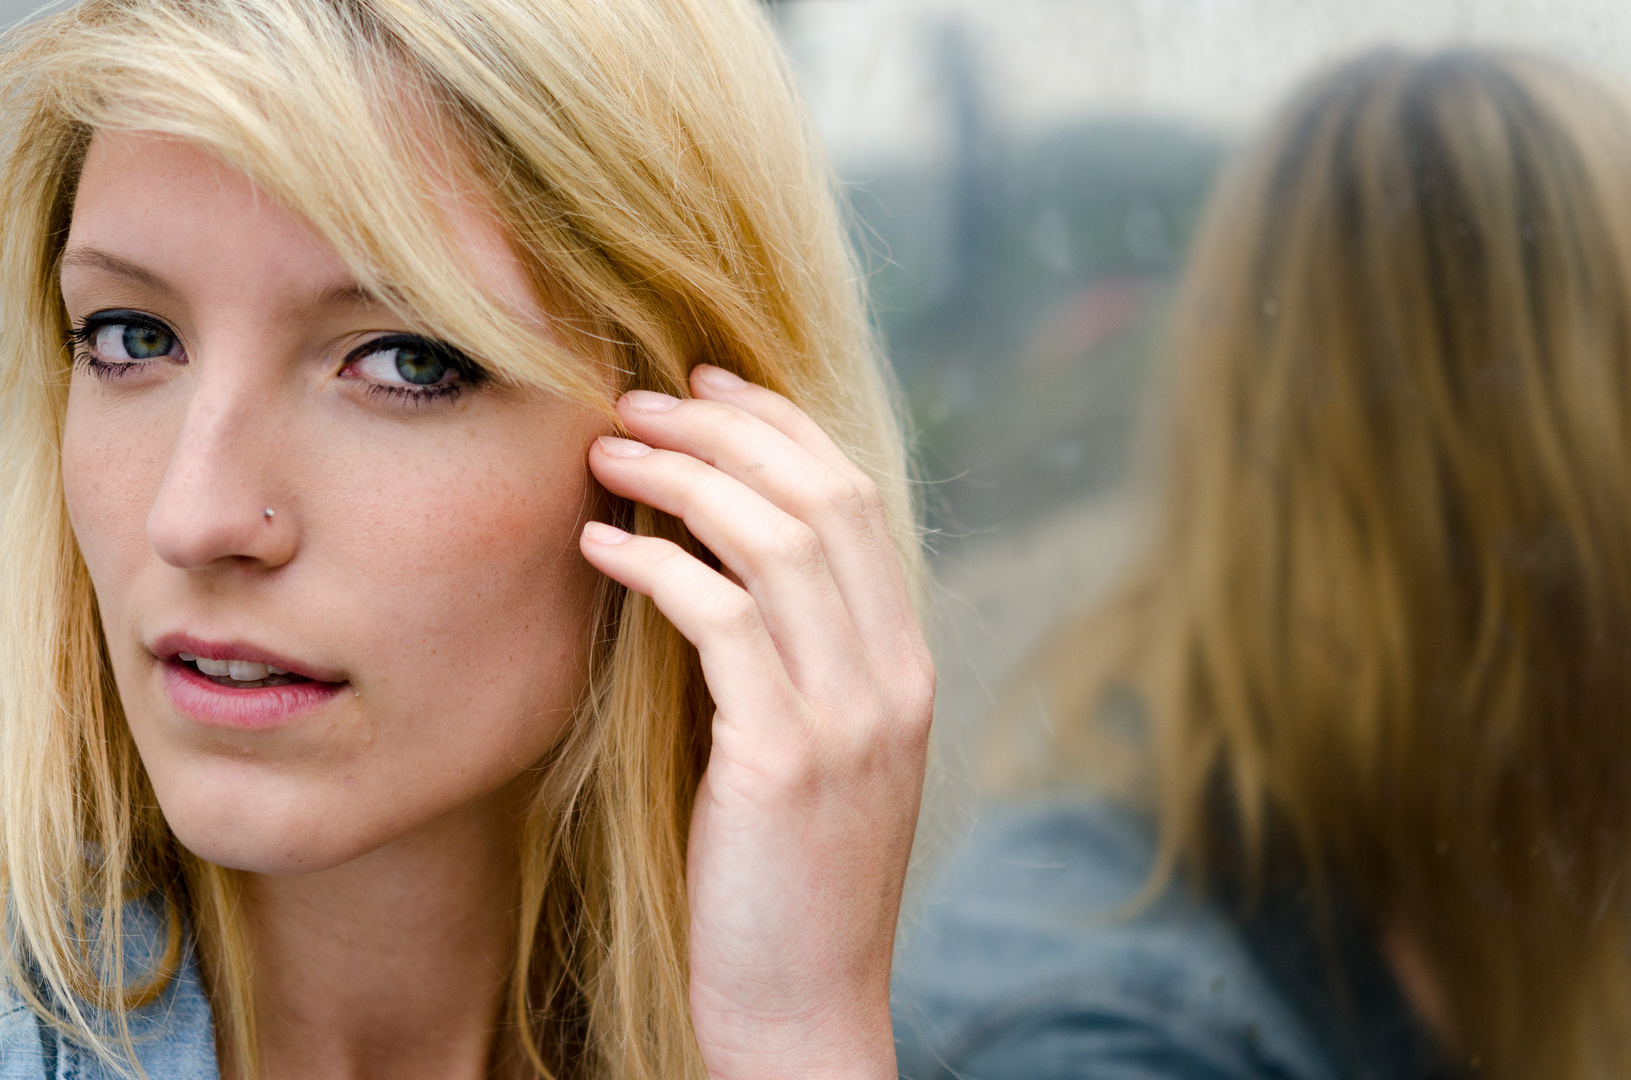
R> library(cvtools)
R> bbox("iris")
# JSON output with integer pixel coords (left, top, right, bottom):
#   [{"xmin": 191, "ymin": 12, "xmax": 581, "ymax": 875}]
[{"xmin": 122, "ymin": 323, "xmax": 173, "ymax": 359}]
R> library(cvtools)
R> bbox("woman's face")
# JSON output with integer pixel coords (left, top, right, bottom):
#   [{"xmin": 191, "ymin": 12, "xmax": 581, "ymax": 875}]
[{"xmin": 59, "ymin": 131, "xmax": 610, "ymax": 875}]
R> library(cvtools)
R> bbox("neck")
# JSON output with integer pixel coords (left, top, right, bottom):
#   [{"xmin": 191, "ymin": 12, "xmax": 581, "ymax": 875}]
[{"xmin": 231, "ymin": 792, "xmax": 525, "ymax": 1080}]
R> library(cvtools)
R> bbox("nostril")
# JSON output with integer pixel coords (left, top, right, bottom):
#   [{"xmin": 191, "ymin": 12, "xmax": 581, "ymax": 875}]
[{"xmin": 147, "ymin": 487, "xmax": 297, "ymax": 571}]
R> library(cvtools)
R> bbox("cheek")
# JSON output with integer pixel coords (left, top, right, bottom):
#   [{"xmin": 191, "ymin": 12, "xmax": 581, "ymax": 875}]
[
  {"xmin": 60, "ymin": 383, "xmax": 172, "ymax": 615},
  {"xmin": 323, "ymin": 427, "xmax": 603, "ymax": 737}
]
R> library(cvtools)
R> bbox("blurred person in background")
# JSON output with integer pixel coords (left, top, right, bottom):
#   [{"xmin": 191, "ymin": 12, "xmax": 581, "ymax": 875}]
[{"xmin": 893, "ymin": 48, "xmax": 1631, "ymax": 1080}]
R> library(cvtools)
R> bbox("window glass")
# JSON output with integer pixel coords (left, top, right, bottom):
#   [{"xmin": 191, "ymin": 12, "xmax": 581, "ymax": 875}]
[{"xmin": 774, "ymin": 0, "xmax": 1631, "ymax": 764}]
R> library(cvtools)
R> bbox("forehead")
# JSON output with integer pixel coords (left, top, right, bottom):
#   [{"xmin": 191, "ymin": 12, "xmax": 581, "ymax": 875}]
[
  {"xmin": 63, "ymin": 129, "xmax": 539, "ymax": 325},
  {"xmin": 64, "ymin": 132, "xmax": 360, "ymax": 313}
]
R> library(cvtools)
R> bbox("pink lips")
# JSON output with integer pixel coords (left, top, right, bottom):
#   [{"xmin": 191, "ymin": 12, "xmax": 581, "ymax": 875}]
[{"xmin": 152, "ymin": 634, "xmax": 347, "ymax": 730}]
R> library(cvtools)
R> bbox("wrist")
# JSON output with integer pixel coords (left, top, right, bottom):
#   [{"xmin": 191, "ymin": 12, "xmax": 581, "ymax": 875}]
[{"xmin": 695, "ymin": 995, "xmax": 897, "ymax": 1080}]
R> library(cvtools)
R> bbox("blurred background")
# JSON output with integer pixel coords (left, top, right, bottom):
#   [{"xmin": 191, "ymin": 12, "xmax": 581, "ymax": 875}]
[{"xmin": 761, "ymin": 0, "xmax": 1631, "ymax": 797}]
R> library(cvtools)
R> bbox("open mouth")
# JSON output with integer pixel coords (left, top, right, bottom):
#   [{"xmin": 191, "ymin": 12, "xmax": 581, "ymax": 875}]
[{"xmin": 176, "ymin": 652, "xmax": 315, "ymax": 689}]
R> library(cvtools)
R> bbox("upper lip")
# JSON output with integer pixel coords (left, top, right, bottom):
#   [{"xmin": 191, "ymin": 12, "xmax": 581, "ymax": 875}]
[{"xmin": 149, "ymin": 632, "xmax": 345, "ymax": 684}]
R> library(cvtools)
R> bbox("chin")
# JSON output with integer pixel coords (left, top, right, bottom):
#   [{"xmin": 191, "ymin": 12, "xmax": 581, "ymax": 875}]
[{"xmin": 156, "ymin": 774, "xmax": 398, "ymax": 876}]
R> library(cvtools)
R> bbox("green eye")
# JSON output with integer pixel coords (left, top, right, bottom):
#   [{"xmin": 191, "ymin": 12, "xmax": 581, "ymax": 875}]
[
  {"xmin": 391, "ymin": 343, "xmax": 449, "ymax": 385},
  {"xmin": 346, "ymin": 334, "xmax": 483, "ymax": 398},
  {"xmin": 77, "ymin": 316, "xmax": 180, "ymax": 364},
  {"xmin": 122, "ymin": 323, "xmax": 174, "ymax": 359}
]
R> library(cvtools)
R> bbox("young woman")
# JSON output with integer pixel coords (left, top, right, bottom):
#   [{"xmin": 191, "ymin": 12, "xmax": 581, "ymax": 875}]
[
  {"xmin": 893, "ymin": 49, "xmax": 1631, "ymax": 1080},
  {"xmin": 0, "ymin": 1, "xmax": 934, "ymax": 1078}
]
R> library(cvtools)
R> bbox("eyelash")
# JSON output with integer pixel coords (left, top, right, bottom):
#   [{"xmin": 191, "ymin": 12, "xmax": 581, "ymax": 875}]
[
  {"xmin": 66, "ymin": 313, "xmax": 490, "ymax": 406},
  {"xmin": 363, "ymin": 381, "xmax": 463, "ymax": 406},
  {"xmin": 339, "ymin": 333, "xmax": 489, "ymax": 407}
]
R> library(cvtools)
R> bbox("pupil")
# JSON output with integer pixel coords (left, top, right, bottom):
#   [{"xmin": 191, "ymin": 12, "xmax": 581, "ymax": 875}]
[
  {"xmin": 123, "ymin": 324, "xmax": 171, "ymax": 360},
  {"xmin": 394, "ymin": 345, "xmax": 448, "ymax": 385}
]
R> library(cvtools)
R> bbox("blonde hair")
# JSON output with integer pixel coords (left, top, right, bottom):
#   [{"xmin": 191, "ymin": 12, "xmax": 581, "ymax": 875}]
[
  {"xmin": 0, "ymin": 1, "xmax": 919, "ymax": 1077},
  {"xmin": 1025, "ymin": 49, "xmax": 1631, "ymax": 1079}
]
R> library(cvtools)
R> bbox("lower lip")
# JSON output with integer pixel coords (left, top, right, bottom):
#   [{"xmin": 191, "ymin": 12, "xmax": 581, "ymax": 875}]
[{"xmin": 162, "ymin": 660, "xmax": 347, "ymax": 729}]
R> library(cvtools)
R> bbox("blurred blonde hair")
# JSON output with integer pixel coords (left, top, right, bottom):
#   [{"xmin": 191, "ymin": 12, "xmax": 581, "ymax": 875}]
[
  {"xmin": 1019, "ymin": 49, "xmax": 1631, "ymax": 1079},
  {"xmin": 0, "ymin": 1, "xmax": 918, "ymax": 1077}
]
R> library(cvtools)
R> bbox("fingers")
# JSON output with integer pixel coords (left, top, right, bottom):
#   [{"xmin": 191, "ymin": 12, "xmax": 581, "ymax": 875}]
[
  {"xmin": 612, "ymin": 375, "xmax": 917, "ymax": 663},
  {"xmin": 689, "ymin": 365, "xmax": 856, "ymax": 474},
  {"xmin": 578, "ymin": 521, "xmax": 811, "ymax": 733},
  {"xmin": 588, "ymin": 437, "xmax": 869, "ymax": 696}
]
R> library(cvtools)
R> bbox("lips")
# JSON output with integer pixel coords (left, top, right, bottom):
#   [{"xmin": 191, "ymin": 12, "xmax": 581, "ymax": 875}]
[
  {"xmin": 150, "ymin": 633, "xmax": 348, "ymax": 729},
  {"xmin": 151, "ymin": 633, "xmax": 341, "ymax": 683}
]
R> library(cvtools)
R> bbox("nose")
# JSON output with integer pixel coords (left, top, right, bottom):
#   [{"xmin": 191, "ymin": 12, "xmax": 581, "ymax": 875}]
[{"xmin": 147, "ymin": 369, "xmax": 297, "ymax": 570}]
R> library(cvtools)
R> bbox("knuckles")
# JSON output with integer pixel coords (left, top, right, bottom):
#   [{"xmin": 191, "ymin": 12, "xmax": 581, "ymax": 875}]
[
  {"xmin": 816, "ymin": 660, "xmax": 937, "ymax": 765},
  {"xmin": 814, "ymin": 466, "xmax": 883, "ymax": 532},
  {"xmin": 772, "ymin": 517, "xmax": 828, "ymax": 577},
  {"xmin": 895, "ymin": 661, "xmax": 937, "ymax": 738},
  {"xmin": 705, "ymin": 584, "xmax": 766, "ymax": 640},
  {"xmin": 722, "ymin": 660, "xmax": 935, "ymax": 792},
  {"xmin": 737, "ymin": 514, "xmax": 827, "ymax": 584}
]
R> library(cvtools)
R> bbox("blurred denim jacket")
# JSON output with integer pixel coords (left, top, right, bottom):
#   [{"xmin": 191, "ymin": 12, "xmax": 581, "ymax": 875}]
[
  {"xmin": 890, "ymin": 800, "xmax": 1448, "ymax": 1080},
  {"xmin": 0, "ymin": 894, "xmax": 217, "ymax": 1080}
]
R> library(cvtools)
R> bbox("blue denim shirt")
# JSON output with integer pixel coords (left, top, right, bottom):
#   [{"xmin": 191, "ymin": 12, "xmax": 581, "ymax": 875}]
[
  {"xmin": 0, "ymin": 895, "xmax": 217, "ymax": 1079},
  {"xmin": 891, "ymin": 800, "xmax": 1446, "ymax": 1080}
]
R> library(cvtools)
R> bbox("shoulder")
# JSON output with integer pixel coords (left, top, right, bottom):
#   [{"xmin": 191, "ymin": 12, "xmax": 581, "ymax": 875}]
[
  {"xmin": 891, "ymin": 800, "xmax": 1336, "ymax": 1080},
  {"xmin": 0, "ymin": 975, "xmax": 53, "ymax": 1080},
  {"xmin": 0, "ymin": 895, "xmax": 218, "ymax": 1080}
]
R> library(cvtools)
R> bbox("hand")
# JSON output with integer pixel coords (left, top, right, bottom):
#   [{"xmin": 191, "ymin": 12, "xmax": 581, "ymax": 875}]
[{"xmin": 579, "ymin": 365, "xmax": 934, "ymax": 1080}]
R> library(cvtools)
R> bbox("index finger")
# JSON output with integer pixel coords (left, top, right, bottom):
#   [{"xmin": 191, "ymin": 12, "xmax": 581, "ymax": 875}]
[{"xmin": 688, "ymin": 365, "xmax": 860, "ymax": 475}]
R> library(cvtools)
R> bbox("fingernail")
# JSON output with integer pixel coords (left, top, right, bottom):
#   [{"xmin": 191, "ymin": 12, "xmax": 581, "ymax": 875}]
[
  {"xmin": 582, "ymin": 521, "xmax": 632, "ymax": 545},
  {"xmin": 597, "ymin": 436, "xmax": 653, "ymax": 458},
  {"xmin": 623, "ymin": 389, "xmax": 680, "ymax": 413},
  {"xmin": 695, "ymin": 365, "xmax": 746, "ymax": 390}
]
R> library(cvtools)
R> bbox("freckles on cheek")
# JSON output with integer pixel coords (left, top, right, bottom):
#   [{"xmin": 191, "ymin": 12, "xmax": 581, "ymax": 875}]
[
  {"xmin": 456, "ymin": 466, "xmax": 592, "ymax": 586},
  {"xmin": 333, "ymin": 456, "xmax": 599, "ymax": 725},
  {"xmin": 351, "ymin": 447, "xmax": 598, "ymax": 620},
  {"xmin": 61, "ymin": 394, "xmax": 165, "ymax": 575}
]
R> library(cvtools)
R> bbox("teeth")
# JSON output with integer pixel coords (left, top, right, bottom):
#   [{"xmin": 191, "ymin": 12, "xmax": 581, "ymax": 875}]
[
  {"xmin": 228, "ymin": 660, "xmax": 270, "ymax": 682},
  {"xmin": 185, "ymin": 654, "xmax": 292, "ymax": 683}
]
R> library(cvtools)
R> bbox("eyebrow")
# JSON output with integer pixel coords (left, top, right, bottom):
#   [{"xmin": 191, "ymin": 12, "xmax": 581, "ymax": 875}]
[
  {"xmin": 58, "ymin": 246, "xmax": 172, "ymax": 294},
  {"xmin": 59, "ymin": 245, "xmax": 386, "ymax": 314},
  {"xmin": 314, "ymin": 281, "xmax": 384, "ymax": 310}
]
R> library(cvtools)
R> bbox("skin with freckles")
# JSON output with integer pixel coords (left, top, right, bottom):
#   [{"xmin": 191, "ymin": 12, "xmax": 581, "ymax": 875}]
[
  {"xmin": 57, "ymin": 126, "xmax": 933, "ymax": 1080},
  {"xmin": 60, "ymin": 130, "xmax": 610, "ymax": 1079},
  {"xmin": 61, "ymin": 132, "xmax": 609, "ymax": 875}
]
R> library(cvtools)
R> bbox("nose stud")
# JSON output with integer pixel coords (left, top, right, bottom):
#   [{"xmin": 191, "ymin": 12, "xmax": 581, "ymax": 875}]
[{"xmin": 263, "ymin": 507, "xmax": 274, "ymax": 521}]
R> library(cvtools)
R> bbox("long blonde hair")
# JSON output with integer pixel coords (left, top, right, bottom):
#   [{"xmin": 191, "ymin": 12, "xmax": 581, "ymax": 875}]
[
  {"xmin": 1027, "ymin": 49, "xmax": 1631, "ymax": 1079},
  {"xmin": 0, "ymin": 1, "xmax": 918, "ymax": 1077}
]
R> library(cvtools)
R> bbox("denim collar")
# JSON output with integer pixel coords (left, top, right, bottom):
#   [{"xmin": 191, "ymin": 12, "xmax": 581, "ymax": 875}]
[{"xmin": 1, "ymin": 893, "xmax": 218, "ymax": 1080}]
